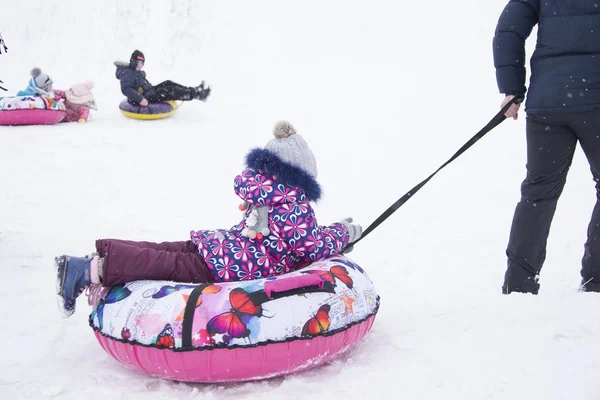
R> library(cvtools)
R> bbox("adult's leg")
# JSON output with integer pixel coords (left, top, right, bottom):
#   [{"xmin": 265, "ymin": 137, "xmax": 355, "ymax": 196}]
[
  {"xmin": 97, "ymin": 240, "xmax": 214, "ymax": 286},
  {"xmin": 567, "ymin": 110, "xmax": 600, "ymax": 291},
  {"xmin": 146, "ymin": 80, "xmax": 196, "ymax": 102},
  {"xmin": 503, "ymin": 112, "xmax": 578, "ymax": 294}
]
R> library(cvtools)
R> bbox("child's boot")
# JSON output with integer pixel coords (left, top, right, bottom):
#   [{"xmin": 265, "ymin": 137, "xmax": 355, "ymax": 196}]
[
  {"xmin": 194, "ymin": 81, "xmax": 205, "ymax": 91},
  {"xmin": 55, "ymin": 255, "xmax": 95, "ymax": 318},
  {"xmin": 194, "ymin": 85, "xmax": 211, "ymax": 102}
]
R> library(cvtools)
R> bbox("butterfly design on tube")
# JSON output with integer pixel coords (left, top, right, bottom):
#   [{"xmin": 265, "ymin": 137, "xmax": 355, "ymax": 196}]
[
  {"xmin": 155, "ymin": 323, "xmax": 175, "ymax": 348},
  {"xmin": 93, "ymin": 284, "xmax": 132, "ymax": 331},
  {"xmin": 206, "ymin": 288, "xmax": 263, "ymax": 341},
  {"xmin": 175, "ymin": 284, "xmax": 222, "ymax": 321},
  {"xmin": 152, "ymin": 284, "xmax": 198, "ymax": 299},
  {"xmin": 301, "ymin": 304, "xmax": 331, "ymax": 337},
  {"xmin": 329, "ymin": 257, "xmax": 364, "ymax": 274},
  {"xmin": 303, "ymin": 265, "xmax": 354, "ymax": 289}
]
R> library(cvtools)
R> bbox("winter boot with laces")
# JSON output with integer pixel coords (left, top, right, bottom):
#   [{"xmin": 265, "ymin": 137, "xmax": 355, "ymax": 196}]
[{"xmin": 55, "ymin": 255, "xmax": 94, "ymax": 318}]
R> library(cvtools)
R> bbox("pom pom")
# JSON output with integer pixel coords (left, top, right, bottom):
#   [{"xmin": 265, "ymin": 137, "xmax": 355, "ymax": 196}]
[
  {"xmin": 256, "ymin": 233, "xmax": 263, "ymax": 240},
  {"xmin": 242, "ymin": 227, "xmax": 258, "ymax": 240},
  {"xmin": 31, "ymin": 67, "xmax": 41, "ymax": 77},
  {"xmin": 273, "ymin": 120, "xmax": 296, "ymax": 139},
  {"xmin": 246, "ymin": 209, "xmax": 258, "ymax": 226},
  {"xmin": 238, "ymin": 203, "xmax": 247, "ymax": 211}
]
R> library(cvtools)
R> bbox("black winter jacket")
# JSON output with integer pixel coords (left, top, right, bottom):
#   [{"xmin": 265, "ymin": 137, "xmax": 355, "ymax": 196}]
[
  {"xmin": 114, "ymin": 61, "xmax": 153, "ymax": 105},
  {"xmin": 493, "ymin": 0, "xmax": 600, "ymax": 113}
]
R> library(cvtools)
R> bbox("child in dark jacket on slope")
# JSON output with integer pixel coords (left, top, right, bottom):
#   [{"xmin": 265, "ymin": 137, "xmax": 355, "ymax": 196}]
[
  {"xmin": 115, "ymin": 50, "xmax": 211, "ymax": 106},
  {"xmin": 55, "ymin": 121, "xmax": 362, "ymax": 317}
]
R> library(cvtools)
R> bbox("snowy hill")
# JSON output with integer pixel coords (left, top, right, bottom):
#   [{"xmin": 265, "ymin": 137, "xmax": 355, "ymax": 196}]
[{"xmin": 1, "ymin": 1, "xmax": 600, "ymax": 399}]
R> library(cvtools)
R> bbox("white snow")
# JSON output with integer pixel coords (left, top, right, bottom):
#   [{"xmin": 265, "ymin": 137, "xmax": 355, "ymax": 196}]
[{"xmin": 2, "ymin": 1, "xmax": 600, "ymax": 399}]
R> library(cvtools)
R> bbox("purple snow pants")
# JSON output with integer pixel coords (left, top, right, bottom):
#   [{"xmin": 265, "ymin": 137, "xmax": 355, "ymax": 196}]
[{"xmin": 95, "ymin": 239, "xmax": 215, "ymax": 287}]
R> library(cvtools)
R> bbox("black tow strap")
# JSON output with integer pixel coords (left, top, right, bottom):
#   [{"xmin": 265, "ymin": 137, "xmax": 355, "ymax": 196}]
[
  {"xmin": 181, "ymin": 283, "xmax": 211, "ymax": 348},
  {"xmin": 345, "ymin": 98, "xmax": 520, "ymax": 251}
]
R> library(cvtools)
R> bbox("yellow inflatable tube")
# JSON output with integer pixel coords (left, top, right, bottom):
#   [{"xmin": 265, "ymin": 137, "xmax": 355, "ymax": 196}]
[{"xmin": 119, "ymin": 100, "xmax": 179, "ymax": 120}]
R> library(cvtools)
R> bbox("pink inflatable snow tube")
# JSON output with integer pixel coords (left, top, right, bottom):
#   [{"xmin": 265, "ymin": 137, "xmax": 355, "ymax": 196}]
[
  {"xmin": 0, "ymin": 109, "xmax": 66, "ymax": 125},
  {"xmin": 0, "ymin": 95, "xmax": 67, "ymax": 126},
  {"xmin": 89, "ymin": 256, "xmax": 379, "ymax": 382},
  {"xmin": 94, "ymin": 315, "xmax": 376, "ymax": 382}
]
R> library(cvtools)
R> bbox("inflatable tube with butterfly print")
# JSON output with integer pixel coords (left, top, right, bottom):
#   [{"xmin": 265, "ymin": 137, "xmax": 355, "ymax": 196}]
[{"xmin": 89, "ymin": 255, "xmax": 379, "ymax": 383}]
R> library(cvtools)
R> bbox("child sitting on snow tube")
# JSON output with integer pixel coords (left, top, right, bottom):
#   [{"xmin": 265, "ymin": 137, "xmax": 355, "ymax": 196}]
[
  {"xmin": 54, "ymin": 81, "xmax": 97, "ymax": 123},
  {"xmin": 16, "ymin": 69, "xmax": 96, "ymax": 123},
  {"xmin": 16, "ymin": 68, "xmax": 56, "ymax": 98},
  {"xmin": 115, "ymin": 50, "xmax": 211, "ymax": 107},
  {"xmin": 55, "ymin": 121, "xmax": 363, "ymax": 318}
]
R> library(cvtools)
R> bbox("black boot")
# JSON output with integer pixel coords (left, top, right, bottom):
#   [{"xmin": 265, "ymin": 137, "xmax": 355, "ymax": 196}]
[
  {"xmin": 195, "ymin": 86, "xmax": 211, "ymax": 102},
  {"xmin": 194, "ymin": 81, "xmax": 205, "ymax": 91},
  {"xmin": 580, "ymin": 278, "xmax": 600, "ymax": 292},
  {"xmin": 502, "ymin": 266, "xmax": 540, "ymax": 294}
]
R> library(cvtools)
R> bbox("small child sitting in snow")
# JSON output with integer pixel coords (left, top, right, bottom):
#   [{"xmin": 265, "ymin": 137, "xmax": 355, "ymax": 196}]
[
  {"xmin": 55, "ymin": 81, "xmax": 97, "ymax": 123},
  {"xmin": 54, "ymin": 121, "xmax": 363, "ymax": 318},
  {"xmin": 16, "ymin": 67, "xmax": 55, "ymax": 98}
]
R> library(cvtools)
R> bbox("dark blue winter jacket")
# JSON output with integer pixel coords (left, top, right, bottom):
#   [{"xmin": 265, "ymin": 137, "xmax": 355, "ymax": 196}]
[
  {"xmin": 493, "ymin": 0, "xmax": 600, "ymax": 114},
  {"xmin": 114, "ymin": 61, "xmax": 153, "ymax": 105}
]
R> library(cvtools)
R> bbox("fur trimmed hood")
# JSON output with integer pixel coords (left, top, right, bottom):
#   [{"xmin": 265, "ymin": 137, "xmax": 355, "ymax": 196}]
[{"xmin": 246, "ymin": 148, "xmax": 322, "ymax": 201}]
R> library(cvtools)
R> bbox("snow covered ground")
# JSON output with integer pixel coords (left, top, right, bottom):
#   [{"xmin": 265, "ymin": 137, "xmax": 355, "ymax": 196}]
[{"xmin": 2, "ymin": 1, "xmax": 600, "ymax": 399}]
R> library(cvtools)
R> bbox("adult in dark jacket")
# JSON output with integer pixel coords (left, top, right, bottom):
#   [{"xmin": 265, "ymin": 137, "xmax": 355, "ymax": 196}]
[
  {"xmin": 115, "ymin": 50, "xmax": 211, "ymax": 106},
  {"xmin": 493, "ymin": 0, "xmax": 600, "ymax": 294}
]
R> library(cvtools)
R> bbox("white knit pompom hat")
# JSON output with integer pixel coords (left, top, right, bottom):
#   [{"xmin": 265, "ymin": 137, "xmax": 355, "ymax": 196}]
[
  {"xmin": 265, "ymin": 121, "xmax": 318, "ymax": 178},
  {"xmin": 31, "ymin": 67, "xmax": 53, "ymax": 89}
]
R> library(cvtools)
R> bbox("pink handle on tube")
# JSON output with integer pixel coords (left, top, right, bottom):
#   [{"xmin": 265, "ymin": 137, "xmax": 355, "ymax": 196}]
[{"xmin": 264, "ymin": 274, "xmax": 324, "ymax": 298}]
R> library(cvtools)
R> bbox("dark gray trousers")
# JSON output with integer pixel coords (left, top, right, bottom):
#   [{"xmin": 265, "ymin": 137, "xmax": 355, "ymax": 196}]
[
  {"xmin": 504, "ymin": 109, "xmax": 600, "ymax": 293},
  {"xmin": 146, "ymin": 80, "xmax": 196, "ymax": 102}
]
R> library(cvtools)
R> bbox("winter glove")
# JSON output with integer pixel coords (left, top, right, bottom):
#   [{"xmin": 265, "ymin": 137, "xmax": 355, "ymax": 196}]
[
  {"xmin": 87, "ymin": 100, "xmax": 98, "ymax": 111},
  {"xmin": 340, "ymin": 217, "xmax": 362, "ymax": 243},
  {"xmin": 340, "ymin": 217, "xmax": 362, "ymax": 254}
]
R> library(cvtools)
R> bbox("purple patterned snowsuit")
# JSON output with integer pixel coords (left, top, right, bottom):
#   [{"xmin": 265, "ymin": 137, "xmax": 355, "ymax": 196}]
[
  {"xmin": 191, "ymin": 148, "xmax": 350, "ymax": 282},
  {"xmin": 98, "ymin": 148, "xmax": 349, "ymax": 286}
]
